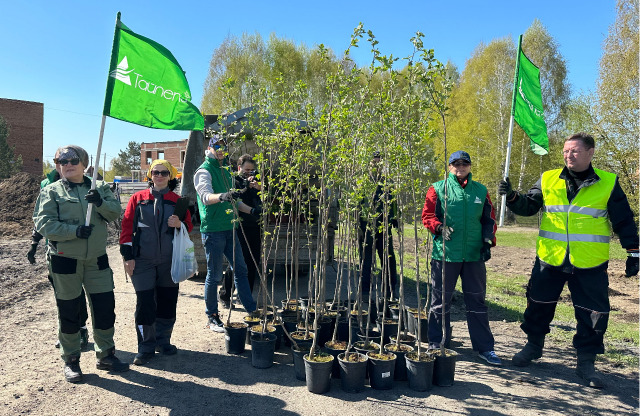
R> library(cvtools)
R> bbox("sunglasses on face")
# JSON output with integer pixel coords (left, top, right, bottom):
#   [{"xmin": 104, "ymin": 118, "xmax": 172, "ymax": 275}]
[
  {"xmin": 151, "ymin": 170, "xmax": 170, "ymax": 177},
  {"xmin": 54, "ymin": 158, "xmax": 80, "ymax": 166},
  {"xmin": 213, "ymin": 144, "xmax": 227, "ymax": 151},
  {"xmin": 452, "ymin": 161, "xmax": 471, "ymax": 167}
]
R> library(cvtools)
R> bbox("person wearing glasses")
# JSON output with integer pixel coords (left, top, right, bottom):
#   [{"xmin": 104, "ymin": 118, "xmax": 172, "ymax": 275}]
[
  {"xmin": 28, "ymin": 150, "xmax": 91, "ymax": 351},
  {"xmin": 421, "ymin": 150, "xmax": 501, "ymax": 365},
  {"xmin": 219, "ymin": 154, "xmax": 263, "ymax": 308},
  {"xmin": 33, "ymin": 145, "xmax": 128, "ymax": 383},
  {"xmin": 499, "ymin": 133, "xmax": 639, "ymax": 388},
  {"xmin": 194, "ymin": 136, "xmax": 258, "ymax": 332},
  {"xmin": 119, "ymin": 160, "xmax": 193, "ymax": 365}
]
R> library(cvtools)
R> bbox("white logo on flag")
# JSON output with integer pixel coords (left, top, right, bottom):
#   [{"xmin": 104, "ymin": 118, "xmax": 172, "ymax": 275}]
[
  {"xmin": 474, "ymin": 196, "xmax": 482, "ymax": 204},
  {"xmin": 109, "ymin": 57, "xmax": 134, "ymax": 85}
]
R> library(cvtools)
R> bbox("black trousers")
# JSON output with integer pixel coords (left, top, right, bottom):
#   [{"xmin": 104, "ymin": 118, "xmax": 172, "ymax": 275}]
[
  {"xmin": 222, "ymin": 225, "xmax": 261, "ymax": 299},
  {"xmin": 428, "ymin": 259, "xmax": 495, "ymax": 352},
  {"xmin": 359, "ymin": 224, "xmax": 397, "ymax": 294},
  {"xmin": 521, "ymin": 258, "xmax": 609, "ymax": 354}
]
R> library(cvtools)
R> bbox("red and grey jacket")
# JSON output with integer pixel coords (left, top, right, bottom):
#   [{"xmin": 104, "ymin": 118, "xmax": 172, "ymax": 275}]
[{"xmin": 119, "ymin": 188, "xmax": 193, "ymax": 262}]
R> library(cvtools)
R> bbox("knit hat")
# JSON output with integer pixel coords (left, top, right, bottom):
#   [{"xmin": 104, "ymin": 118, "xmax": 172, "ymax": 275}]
[{"xmin": 146, "ymin": 159, "xmax": 178, "ymax": 180}]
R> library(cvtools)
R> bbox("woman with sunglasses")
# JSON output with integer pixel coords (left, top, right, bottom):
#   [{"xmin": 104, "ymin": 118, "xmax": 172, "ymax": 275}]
[
  {"xmin": 33, "ymin": 145, "xmax": 128, "ymax": 383},
  {"xmin": 119, "ymin": 160, "xmax": 193, "ymax": 366}
]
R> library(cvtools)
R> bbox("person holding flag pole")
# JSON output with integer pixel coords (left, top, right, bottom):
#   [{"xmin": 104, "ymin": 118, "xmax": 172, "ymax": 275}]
[{"xmin": 497, "ymin": 35, "xmax": 640, "ymax": 389}]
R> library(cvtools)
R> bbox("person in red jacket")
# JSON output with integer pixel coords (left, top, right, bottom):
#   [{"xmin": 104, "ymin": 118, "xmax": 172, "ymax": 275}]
[{"xmin": 120, "ymin": 160, "xmax": 193, "ymax": 366}]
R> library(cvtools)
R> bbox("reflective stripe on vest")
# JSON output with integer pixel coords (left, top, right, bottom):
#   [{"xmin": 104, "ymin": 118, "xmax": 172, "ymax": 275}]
[{"xmin": 537, "ymin": 168, "xmax": 616, "ymax": 269}]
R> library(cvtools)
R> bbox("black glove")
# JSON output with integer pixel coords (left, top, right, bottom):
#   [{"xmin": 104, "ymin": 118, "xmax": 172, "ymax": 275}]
[
  {"xmin": 27, "ymin": 243, "xmax": 38, "ymax": 264},
  {"xmin": 481, "ymin": 239, "xmax": 492, "ymax": 262},
  {"xmin": 250, "ymin": 206, "xmax": 263, "ymax": 218},
  {"xmin": 390, "ymin": 219, "xmax": 399, "ymax": 229},
  {"xmin": 219, "ymin": 190, "xmax": 242, "ymax": 202},
  {"xmin": 85, "ymin": 189, "xmax": 103, "ymax": 207},
  {"xmin": 498, "ymin": 177, "xmax": 515, "ymax": 200},
  {"xmin": 625, "ymin": 249, "xmax": 639, "ymax": 277},
  {"xmin": 75, "ymin": 225, "xmax": 94, "ymax": 239},
  {"xmin": 437, "ymin": 224, "xmax": 454, "ymax": 241}
]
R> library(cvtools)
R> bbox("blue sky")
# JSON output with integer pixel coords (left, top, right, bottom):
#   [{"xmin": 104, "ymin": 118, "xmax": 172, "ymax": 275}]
[{"xmin": 0, "ymin": 1, "xmax": 616, "ymax": 170}]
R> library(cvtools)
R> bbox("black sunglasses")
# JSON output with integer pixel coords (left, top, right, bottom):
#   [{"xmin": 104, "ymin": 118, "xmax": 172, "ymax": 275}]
[
  {"xmin": 452, "ymin": 161, "xmax": 471, "ymax": 167},
  {"xmin": 213, "ymin": 143, "xmax": 227, "ymax": 151},
  {"xmin": 151, "ymin": 170, "xmax": 170, "ymax": 177},
  {"xmin": 55, "ymin": 158, "xmax": 80, "ymax": 166}
]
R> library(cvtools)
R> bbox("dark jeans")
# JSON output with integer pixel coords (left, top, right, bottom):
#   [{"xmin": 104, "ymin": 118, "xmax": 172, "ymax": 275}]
[
  {"xmin": 221, "ymin": 225, "xmax": 261, "ymax": 300},
  {"xmin": 428, "ymin": 259, "xmax": 495, "ymax": 352},
  {"xmin": 521, "ymin": 258, "xmax": 610, "ymax": 354},
  {"xmin": 359, "ymin": 224, "xmax": 397, "ymax": 295}
]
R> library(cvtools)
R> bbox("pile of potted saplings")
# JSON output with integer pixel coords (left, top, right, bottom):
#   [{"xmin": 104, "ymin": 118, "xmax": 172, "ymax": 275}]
[{"xmin": 215, "ymin": 25, "xmax": 461, "ymax": 393}]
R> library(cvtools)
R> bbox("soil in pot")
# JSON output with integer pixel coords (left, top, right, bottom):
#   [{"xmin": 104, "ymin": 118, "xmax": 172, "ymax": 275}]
[
  {"xmin": 405, "ymin": 351, "xmax": 435, "ymax": 392},
  {"xmin": 432, "ymin": 348, "xmax": 458, "ymax": 387},
  {"xmin": 224, "ymin": 322, "xmax": 248, "ymax": 354},
  {"xmin": 243, "ymin": 316, "xmax": 261, "ymax": 344},
  {"xmin": 338, "ymin": 352, "xmax": 368, "ymax": 393},
  {"xmin": 367, "ymin": 352, "xmax": 397, "ymax": 390},
  {"xmin": 324, "ymin": 340, "xmax": 347, "ymax": 379},
  {"xmin": 250, "ymin": 332, "xmax": 277, "ymax": 369},
  {"xmin": 303, "ymin": 352, "xmax": 334, "ymax": 394},
  {"xmin": 385, "ymin": 343, "xmax": 414, "ymax": 381},
  {"xmin": 249, "ymin": 324, "xmax": 276, "ymax": 345}
]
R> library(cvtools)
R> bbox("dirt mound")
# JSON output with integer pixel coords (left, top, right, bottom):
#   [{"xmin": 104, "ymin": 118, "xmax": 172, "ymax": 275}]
[{"xmin": 0, "ymin": 172, "xmax": 42, "ymax": 237}]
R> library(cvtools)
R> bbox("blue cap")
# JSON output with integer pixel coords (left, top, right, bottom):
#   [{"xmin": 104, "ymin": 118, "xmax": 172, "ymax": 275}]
[
  {"xmin": 208, "ymin": 134, "xmax": 224, "ymax": 148},
  {"xmin": 448, "ymin": 150, "xmax": 471, "ymax": 164}
]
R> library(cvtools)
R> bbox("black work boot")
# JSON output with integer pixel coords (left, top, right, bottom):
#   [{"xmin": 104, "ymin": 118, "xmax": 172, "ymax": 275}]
[
  {"xmin": 96, "ymin": 348, "xmax": 130, "ymax": 372},
  {"xmin": 63, "ymin": 356, "xmax": 83, "ymax": 383},
  {"xmin": 80, "ymin": 327, "xmax": 90, "ymax": 352},
  {"xmin": 512, "ymin": 335, "xmax": 544, "ymax": 367},
  {"xmin": 576, "ymin": 353, "xmax": 604, "ymax": 389}
]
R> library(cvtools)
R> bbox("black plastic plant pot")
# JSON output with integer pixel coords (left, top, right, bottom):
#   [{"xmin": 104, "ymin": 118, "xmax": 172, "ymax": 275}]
[
  {"xmin": 377, "ymin": 319, "xmax": 399, "ymax": 345},
  {"xmin": 317, "ymin": 317, "xmax": 333, "ymax": 347},
  {"xmin": 433, "ymin": 348, "xmax": 458, "ymax": 386},
  {"xmin": 224, "ymin": 323, "xmax": 248, "ymax": 354},
  {"xmin": 405, "ymin": 307, "xmax": 417, "ymax": 334},
  {"xmin": 390, "ymin": 333, "xmax": 416, "ymax": 349},
  {"xmin": 248, "ymin": 324, "xmax": 276, "ymax": 346},
  {"xmin": 405, "ymin": 351, "xmax": 435, "ymax": 392},
  {"xmin": 336, "ymin": 319, "xmax": 350, "ymax": 342},
  {"xmin": 282, "ymin": 317, "xmax": 298, "ymax": 347},
  {"xmin": 273, "ymin": 321, "xmax": 284, "ymax": 350},
  {"xmin": 324, "ymin": 340, "xmax": 347, "ymax": 379},
  {"xmin": 291, "ymin": 344, "xmax": 311, "ymax": 381},
  {"xmin": 356, "ymin": 329, "xmax": 381, "ymax": 345},
  {"xmin": 384, "ymin": 342, "xmax": 414, "ymax": 381},
  {"xmin": 411, "ymin": 313, "xmax": 429, "ymax": 343},
  {"xmin": 367, "ymin": 351, "xmax": 397, "ymax": 390},
  {"xmin": 250, "ymin": 332, "xmax": 277, "ymax": 369},
  {"xmin": 304, "ymin": 353, "xmax": 334, "ymax": 394},
  {"xmin": 299, "ymin": 296, "xmax": 310, "ymax": 308},
  {"xmin": 290, "ymin": 331, "xmax": 314, "ymax": 350},
  {"xmin": 243, "ymin": 316, "xmax": 262, "ymax": 344},
  {"xmin": 338, "ymin": 352, "xmax": 368, "ymax": 393}
]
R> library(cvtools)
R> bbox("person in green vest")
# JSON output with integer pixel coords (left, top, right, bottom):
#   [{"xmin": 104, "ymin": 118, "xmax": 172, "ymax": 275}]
[
  {"xmin": 194, "ymin": 135, "xmax": 258, "ymax": 332},
  {"xmin": 422, "ymin": 150, "xmax": 501, "ymax": 365},
  {"xmin": 27, "ymin": 150, "xmax": 90, "ymax": 351},
  {"xmin": 499, "ymin": 132, "xmax": 639, "ymax": 389}
]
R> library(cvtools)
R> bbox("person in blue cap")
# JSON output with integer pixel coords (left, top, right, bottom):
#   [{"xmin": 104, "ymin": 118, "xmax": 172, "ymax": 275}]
[{"xmin": 421, "ymin": 150, "xmax": 501, "ymax": 365}]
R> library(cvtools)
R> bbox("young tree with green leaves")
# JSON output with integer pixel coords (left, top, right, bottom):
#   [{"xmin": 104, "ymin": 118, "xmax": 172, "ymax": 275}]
[{"xmin": 111, "ymin": 141, "xmax": 141, "ymax": 176}]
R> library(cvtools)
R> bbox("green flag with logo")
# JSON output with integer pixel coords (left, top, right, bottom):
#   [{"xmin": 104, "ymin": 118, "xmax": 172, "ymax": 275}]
[
  {"xmin": 103, "ymin": 17, "xmax": 204, "ymax": 131},
  {"xmin": 512, "ymin": 42, "xmax": 548, "ymax": 155}
]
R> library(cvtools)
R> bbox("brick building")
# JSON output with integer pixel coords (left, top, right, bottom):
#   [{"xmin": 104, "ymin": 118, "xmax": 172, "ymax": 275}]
[
  {"xmin": 140, "ymin": 139, "xmax": 188, "ymax": 173},
  {"xmin": 0, "ymin": 98, "xmax": 44, "ymax": 176}
]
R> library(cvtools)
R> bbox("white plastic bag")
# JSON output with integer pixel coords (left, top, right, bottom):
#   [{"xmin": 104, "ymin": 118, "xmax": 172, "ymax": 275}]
[{"xmin": 171, "ymin": 223, "xmax": 197, "ymax": 283}]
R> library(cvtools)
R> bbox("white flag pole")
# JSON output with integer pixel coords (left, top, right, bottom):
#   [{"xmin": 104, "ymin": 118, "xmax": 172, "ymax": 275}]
[
  {"xmin": 85, "ymin": 115, "xmax": 107, "ymax": 226},
  {"xmin": 498, "ymin": 34, "xmax": 523, "ymax": 228},
  {"xmin": 498, "ymin": 115, "xmax": 515, "ymax": 227}
]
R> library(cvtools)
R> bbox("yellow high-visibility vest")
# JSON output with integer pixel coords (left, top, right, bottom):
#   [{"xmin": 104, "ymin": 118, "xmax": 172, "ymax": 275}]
[{"xmin": 537, "ymin": 168, "xmax": 616, "ymax": 269}]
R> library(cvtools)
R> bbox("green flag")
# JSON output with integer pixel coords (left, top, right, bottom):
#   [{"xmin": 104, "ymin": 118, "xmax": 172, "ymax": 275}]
[
  {"xmin": 512, "ymin": 41, "xmax": 548, "ymax": 155},
  {"xmin": 103, "ymin": 17, "xmax": 204, "ymax": 131}
]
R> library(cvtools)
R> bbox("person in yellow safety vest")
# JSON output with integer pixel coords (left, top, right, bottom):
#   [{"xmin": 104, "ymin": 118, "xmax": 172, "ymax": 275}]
[{"xmin": 498, "ymin": 132, "xmax": 639, "ymax": 389}]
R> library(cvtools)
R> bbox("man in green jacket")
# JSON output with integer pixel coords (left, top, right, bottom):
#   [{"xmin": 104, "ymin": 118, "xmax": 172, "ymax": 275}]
[
  {"xmin": 421, "ymin": 151, "xmax": 501, "ymax": 365},
  {"xmin": 33, "ymin": 145, "xmax": 129, "ymax": 383},
  {"xmin": 194, "ymin": 136, "xmax": 258, "ymax": 332}
]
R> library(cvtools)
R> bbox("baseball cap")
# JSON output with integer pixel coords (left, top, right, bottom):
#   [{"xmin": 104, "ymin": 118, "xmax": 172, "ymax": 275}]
[
  {"xmin": 208, "ymin": 134, "xmax": 225, "ymax": 148},
  {"xmin": 448, "ymin": 150, "xmax": 471, "ymax": 164}
]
